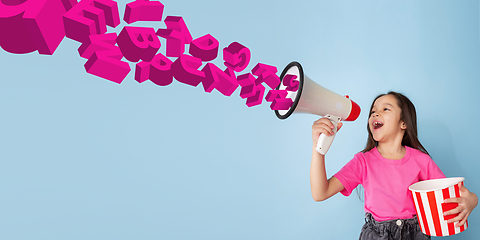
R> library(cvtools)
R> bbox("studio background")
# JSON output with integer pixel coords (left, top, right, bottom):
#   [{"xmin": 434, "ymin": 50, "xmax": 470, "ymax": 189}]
[{"xmin": 0, "ymin": 0, "xmax": 479, "ymax": 239}]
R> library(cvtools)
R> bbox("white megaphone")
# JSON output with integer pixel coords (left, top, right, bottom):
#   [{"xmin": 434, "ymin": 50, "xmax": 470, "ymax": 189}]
[{"xmin": 275, "ymin": 62, "xmax": 361, "ymax": 155}]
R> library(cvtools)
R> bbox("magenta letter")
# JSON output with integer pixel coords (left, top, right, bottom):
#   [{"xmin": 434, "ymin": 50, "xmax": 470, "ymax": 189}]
[
  {"xmin": 135, "ymin": 61, "xmax": 150, "ymax": 83},
  {"xmin": 156, "ymin": 16, "xmax": 192, "ymax": 57},
  {"xmin": 124, "ymin": 0, "xmax": 164, "ymax": 24},
  {"xmin": 270, "ymin": 98, "xmax": 294, "ymax": 110},
  {"xmin": 265, "ymin": 90, "xmax": 288, "ymax": 101},
  {"xmin": 155, "ymin": 29, "xmax": 183, "ymax": 57},
  {"xmin": 283, "ymin": 74, "xmax": 299, "ymax": 91},
  {"xmin": 0, "ymin": 0, "xmax": 67, "ymax": 54},
  {"xmin": 61, "ymin": 0, "xmax": 78, "ymax": 11},
  {"xmin": 149, "ymin": 53, "xmax": 173, "ymax": 86},
  {"xmin": 189, "ymin": 34, "xmax": 219, "ymax": 61},
  {"xmin": 63, "ymin": 0, "xmax": 120, "ymax": 43},
  {"xmin": 265, "ymin": 89, "xmax": 293, "ymax": 110},
  {"xmin": 202, "ymin": 63, "xmax": 238, "ymax": 96},
  {"xmin": 246, "ymin": 84, "xmax": 265, "ymax": 107},
  {"xmin": 200, "ymin": 63, "xmax": 219, "ymax": 93},
  {"xmin": 116, "ymin": 26, "xmax": 160, "ymax": 62},
  {"xmin": 163, "ymin": 16, "xmax": 192, "ymax": 44},
  {"xmin": 237, "ymin": 73, "xmax": 256, "ymax": 99},
  {"xmin": 252, "ymin": 63, "xmax": 280, "ymax": 89},
  {"xmin": 78, "ymin": 33, "xmax": 130, "ymax": 84},
  {"xmin": 171, "ymin": 54, "xmax": 205, "ymax": 87},
  {"xmin": 223, "ymin": 42, "xmax": 251, "ymax": 72},
  {"xmin": 134, "ymin": 53, "xmax": 173, "ymax": 86}
]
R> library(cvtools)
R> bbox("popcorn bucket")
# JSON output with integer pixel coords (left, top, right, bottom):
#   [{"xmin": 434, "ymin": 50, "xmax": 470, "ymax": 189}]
[{"xmin": 409, "ymin": 177, "xmax": 467, "ymax": 236}]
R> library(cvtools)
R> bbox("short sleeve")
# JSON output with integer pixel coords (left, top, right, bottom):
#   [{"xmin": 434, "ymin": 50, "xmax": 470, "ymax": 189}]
[
  {"xmin": 427, "ymin": 158, "xmax": 446, "ymax": 180},
  {"xmin": 333, "ymin": 153, "xmax": 365, "ymax": 196}
]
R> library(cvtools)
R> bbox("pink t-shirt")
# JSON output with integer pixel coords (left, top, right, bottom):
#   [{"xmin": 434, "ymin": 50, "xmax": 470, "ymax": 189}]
[{"xmin": 334, "ymin": 146, "xmax": 445, "ymax": 221}]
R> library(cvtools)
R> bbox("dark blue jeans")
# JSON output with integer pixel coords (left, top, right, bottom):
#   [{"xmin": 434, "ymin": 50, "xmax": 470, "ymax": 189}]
[{"xmin": 359, "ymin": 213, "xmax": 431, "ymax": 240}]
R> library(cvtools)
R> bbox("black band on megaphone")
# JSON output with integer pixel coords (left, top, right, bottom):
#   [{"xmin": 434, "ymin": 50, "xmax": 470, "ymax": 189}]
[{"xmin": 275, "ymin": 61, "xmax": 304, "ymax": 120}]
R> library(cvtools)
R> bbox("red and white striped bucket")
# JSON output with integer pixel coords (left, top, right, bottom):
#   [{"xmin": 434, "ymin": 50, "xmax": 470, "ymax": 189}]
[{"xmin": 409, "ymin": 177, "xmax": 467, "ymax": 237}]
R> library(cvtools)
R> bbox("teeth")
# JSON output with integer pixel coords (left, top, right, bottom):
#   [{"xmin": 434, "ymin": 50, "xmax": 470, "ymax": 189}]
[{"xmin": 373, "ymin": 122, "xmax": 383, "ymax": 129}]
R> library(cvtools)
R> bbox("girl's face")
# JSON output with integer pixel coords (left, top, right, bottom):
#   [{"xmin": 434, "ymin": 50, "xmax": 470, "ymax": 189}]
[{"xmin": 368, "ymin": 94, "xmax": 406, "ymax": 143}]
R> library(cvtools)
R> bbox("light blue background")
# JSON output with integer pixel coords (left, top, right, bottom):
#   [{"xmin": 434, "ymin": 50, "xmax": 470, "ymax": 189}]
[{"xmin": 0, "ymin": 0, "xmax": 479, "ymax": 239}]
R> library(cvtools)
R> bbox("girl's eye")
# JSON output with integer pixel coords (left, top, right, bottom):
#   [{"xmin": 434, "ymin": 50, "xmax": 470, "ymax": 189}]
[{"xmin": 384, "ymin": 108, "xmax": 389, "ymax": 111}]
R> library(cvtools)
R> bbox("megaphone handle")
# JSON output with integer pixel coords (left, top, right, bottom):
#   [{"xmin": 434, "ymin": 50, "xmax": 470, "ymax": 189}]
[{"xmin": 316, "ymin": 114, "xmax": 341, "ymax": 155}]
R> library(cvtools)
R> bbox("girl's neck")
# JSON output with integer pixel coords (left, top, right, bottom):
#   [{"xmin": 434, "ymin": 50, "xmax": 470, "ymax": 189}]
[{"xmin": 377, "ymin": 143, "xmax": 406, "ymax": 160}]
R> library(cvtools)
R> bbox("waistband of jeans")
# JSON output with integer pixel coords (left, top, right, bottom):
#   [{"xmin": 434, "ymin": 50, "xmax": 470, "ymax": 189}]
[{"xmin": 365, "ymin": 212, "xmax": 418, "ymax": 226}]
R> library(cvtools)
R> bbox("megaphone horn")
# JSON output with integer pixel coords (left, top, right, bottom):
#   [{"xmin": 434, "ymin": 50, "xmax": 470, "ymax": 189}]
[{"xmin": 274, "ymin": 61, "xmax": 361, "ymax": 155}]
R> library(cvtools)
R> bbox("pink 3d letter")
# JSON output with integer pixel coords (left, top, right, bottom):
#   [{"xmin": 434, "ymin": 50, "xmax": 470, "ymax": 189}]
[
  {"xmin": 238, "ymin": 73, "xmax": 267, "ymax": 107},
  {"xmin": 0, "ymin": 0, "xmax": 67, "ymax": 54},
  {"xmin": 63, "ymin": 0, "xmax": 120, "ymax": 43},
  {"xmin": 283, "ymin": 74, "xmax": 299, "ymax": 91},
  {"xmin": 135, "ymin": 61, "xmax": 150, "ymax": 83},
  {"xmin": 135, "ymin": 53, "xmax": 173, "ymax": 86},
  {"xmin": 251, "ymin": 63, "xmax": 280, "ymax": 89},
  {"xmin": 246, "ymin": 84, "xmax": 265, "ymax": 107},
  {"xmin": 149, "ymin": 53, "xmax": 173, "ymax": 86},
  {"xmin": 61, "ymin": 0, "xmax": 78, "ymax": 11},
  {"xmin": 78, "ymin": 33, "xmax": 130, "ymax": 84},
  {"xmin": 237, "ymin": 73, "xmax": 256, "ymax": 99},
  {"xmin": 171, "ymin": 54, "xmax": 205, "ymax": 87},
  {"xmin": 124, "ymin": 0, "xmax": 164, "ymax": 24},
  {"xmin": 189, "ymin": 34, "xmax": 219, "ymax": 62},
  {"xmin": 156, "ymin": 16, "xmax": 192, "ymax": 57},
  {"xmin": 270, "ymin": 98, "xmax": 294, "ymax": 110},
  {"xmin": 223, "ymin": 42, "xmax": 251, "ymax": 72},
  {"xmin": 202, "ymin": 63, "xmax": 238, "ymax": 96},
  {"xmin": 116, "ymin": 26, "xmax": 160, "ymax": 62},
  {"xmin": 265, "ymin": 90, "xmax": 293, "ymax": 110},
  {"xmin": 236, "ymin": 72, "xmax": 269, "ymax": 107},
  {"xmin": 265, "ymin": 90, "xmax": 288, "ymax": 102},
  {"xmin": 163, "ymin": 16, "xmax": 192, "ymax": 43}
]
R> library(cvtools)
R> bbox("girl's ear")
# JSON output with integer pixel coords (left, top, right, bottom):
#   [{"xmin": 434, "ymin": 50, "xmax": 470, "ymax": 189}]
[{"xmin": 401, "ymin": 122, "xmax": 407, "ymax": 130}]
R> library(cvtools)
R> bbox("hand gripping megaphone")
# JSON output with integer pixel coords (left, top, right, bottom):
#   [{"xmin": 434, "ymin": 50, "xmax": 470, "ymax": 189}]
[{"xmin": 275, "ymin": 62, "xmax": 361, "ymax": 155}]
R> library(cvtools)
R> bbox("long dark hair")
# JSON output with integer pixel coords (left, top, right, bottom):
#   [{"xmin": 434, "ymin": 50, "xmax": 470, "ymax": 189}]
[
  {"xmin": 361, "ymin": 91, "xmax": 429, "ymax": 155},
  {"xmin": 356, "ymin": 91, "xmax": 430, "ymax": 200}
]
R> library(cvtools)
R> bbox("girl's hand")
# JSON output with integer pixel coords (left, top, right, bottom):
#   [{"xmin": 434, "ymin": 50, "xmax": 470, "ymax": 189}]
[
  {"xmin": 443, "ymin": 183, "xmax": 478, "ymax": 228},
  {"xmin": 311, "ymin": 117, "xmax": 343, "ymax": 147}
]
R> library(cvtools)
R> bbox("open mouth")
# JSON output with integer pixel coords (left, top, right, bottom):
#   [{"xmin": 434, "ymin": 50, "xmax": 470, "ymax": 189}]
[{"xmin": 373, "ymin": 121, "xmax": 384, "ymax": 130}]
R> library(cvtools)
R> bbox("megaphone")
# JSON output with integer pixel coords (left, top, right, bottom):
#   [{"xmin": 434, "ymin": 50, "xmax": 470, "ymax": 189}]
[{"xmin": 275, "ymin": 61, "xmax": 361, "ymax": 155}]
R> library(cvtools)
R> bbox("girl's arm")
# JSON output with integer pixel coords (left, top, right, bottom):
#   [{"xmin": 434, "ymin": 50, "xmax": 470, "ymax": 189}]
[
  {"xmin": 443, "ymin": 183, "xmax": 478, "ymax": 227},
  {"xmin": 310, "ymin": 118, "xmax": 345, "ymax": 202}
]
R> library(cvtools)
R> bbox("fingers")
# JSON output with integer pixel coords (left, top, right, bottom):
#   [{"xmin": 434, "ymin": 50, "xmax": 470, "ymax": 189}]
[
  {"xmin": 444, "ymin": 202, "xmax": 466, "ymax": 224},
  {"xmin": 313, "ymin": 117, "xmax": 336, "ymax": 129},
  {"xmin": 312, "ymin": 118, "xmax": 336, "ymax": 136},
  {"xmin": 444, "ymin": 197, "xmax": 461, "ymax": 204},
  {"xmin": 448, "ymin": 212, "xmax": 464, "ymax": 224},
  {"xmin": 443, "ymin": 196, "xmax": 469, "ymax": 227},
  {"xmin": 337, "ymin": 122, "xmax": 343, "ymax": 131},
  {"xmin": 311, "ymin": 117, "xmax": 344, "ymax": 147},
  {"xmin": 443, "ymin": 197, "xmax": 463, "ymax": 216},
  {"xmin": 459, "ymin": 183, "xmax": 470, "ymax": 193},
  {"xmin": 314, "ymin": 118, "xmax": 342, "ymax": 133},
  {"xmin": 450, "ymin": 211, "xmax": 469, "ymax": 227},
  {"xmin": 443, "ymin": 207, "xmax": 461, "ymax": 217},
  {"xmin": 442, "ymin": 183, "xmax": 475, "ymax": 228},
  {"xmin": 455, "ymin": 212, "xmax": 470, "ymax": 228}
]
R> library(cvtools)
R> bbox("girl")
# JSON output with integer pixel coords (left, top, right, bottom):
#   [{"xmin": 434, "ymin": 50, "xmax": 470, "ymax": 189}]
[{"xmin": 310, "ymin": 91, "xmax": 478, "ymax": 240}]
